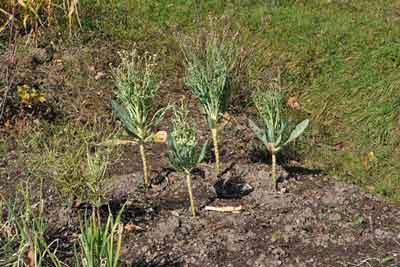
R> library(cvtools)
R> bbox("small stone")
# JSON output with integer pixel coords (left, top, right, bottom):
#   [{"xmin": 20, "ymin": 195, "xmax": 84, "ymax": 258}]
[
  {"xmin": 280, "ymin": 187, "xmax": 288, "ymax": 194},
  {"xmin": 328, "ymin": 213, "xmax": 342, "ymax": 221},
  {"xmin": 95, "ymin": 71, "xmax": 107, "ymax": 80},
  {"xmin": 32, "ymin": 48, "xmax": 50, "ymax": 64},
  {"xmin": 271, "ymin": 247, "xmax": 285, "ymax": 260}
]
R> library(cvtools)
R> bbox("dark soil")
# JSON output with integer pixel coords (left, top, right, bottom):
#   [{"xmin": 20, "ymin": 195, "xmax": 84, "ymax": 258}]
[{"xmin": 44, "ymin": 161, "xmax": 400, "ymax": 267}]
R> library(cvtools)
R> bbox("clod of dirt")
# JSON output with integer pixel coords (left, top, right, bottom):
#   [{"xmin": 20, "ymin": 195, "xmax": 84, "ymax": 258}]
[
  {"xmin": 214, "ymin": 176, "xmax": 253, "ymax": 199},
  {"xmin": 32, "ymin": 48, "xmax": 53, "ymax": 65},
  {"xmin": 105, "ymin": 172, "xmax": 142, "ymax": 198},
  {"xmin": 148, "ymin": 214, "xmax": 180, "ymax": 240}
]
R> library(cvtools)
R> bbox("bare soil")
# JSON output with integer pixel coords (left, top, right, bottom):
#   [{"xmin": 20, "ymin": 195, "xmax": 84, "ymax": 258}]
[{"xmin": 49, "ymin": 161, "xmax": 400, "ymax": 267}]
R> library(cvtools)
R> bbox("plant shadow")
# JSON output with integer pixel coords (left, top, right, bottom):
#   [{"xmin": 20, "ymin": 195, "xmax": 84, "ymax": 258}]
[
  {"xmin": 249, "ymin": 143, "xmax": 303, "ymax": 165},
  {"xmin": 129, "ymin": 254, "xmax": 183, "ymax": 267},
  {"xmin": 249, "ymin": 144, "xmax": 324, "ymax": 183}
]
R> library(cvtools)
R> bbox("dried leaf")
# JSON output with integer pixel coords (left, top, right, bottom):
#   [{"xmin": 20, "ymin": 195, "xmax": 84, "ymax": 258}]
[
  {"xmin": 223, "ymin": 112, "xmax": 233, "ymax": 123},
  {"xmin": 287, "ymin": 96, "xmax": 301, "ymax": 110},
  {"xmin": 204, "ymin": 205, "xmax": 243, "ymax": 213},
  {"xmin": 26, "ymin": 248, "xmax": 35, "ymax": 267},
  {"xmin": 72, "ymin": 199, "xmax": 81, "ymax": 208},
  {"xmin": 124, "ymin": 223, "xmax": 143, "ymax": 232},
  {"xmin": 334, "ymin": 142, "xmax": 344, "ymax": 150},
  {"xmin": 289, "ymin": 160, "xmax": 301, "ymax": 166},
  {"xmin": 53, "ymin": 58, "xmax": 62, "ymax": 65},
  {"xmin": 103, "ymin": 139, "xmax": 137, "ymax": 146}
]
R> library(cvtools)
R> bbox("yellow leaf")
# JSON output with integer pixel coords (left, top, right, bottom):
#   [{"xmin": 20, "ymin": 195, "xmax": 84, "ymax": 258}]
[
  {"xmin": 17, "ymin": 85, "xmax": 31, "ymax": 103},
  {"xmin": 154, "ymin": 131, "xmax": 168, "ymax": 144},
  {"xmin": 31, "ymin": 89, "xmax": 38, "ymax": 97},
  {"xmin": 271, "ymin": 231, "xmax": 282, "ymax": 242},
  {"xmin": 368, "ymin": 151, "xmax": 376, "ymax": 161},
  {"xmin": 38, "ymin": 95, "xmax": 46, "ymax": 103}
]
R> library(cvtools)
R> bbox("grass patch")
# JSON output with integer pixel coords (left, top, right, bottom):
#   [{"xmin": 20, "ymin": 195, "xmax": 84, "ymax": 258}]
[{"xmin": 18, "ymin": 120, "xmax": 120, "ymax": 205}]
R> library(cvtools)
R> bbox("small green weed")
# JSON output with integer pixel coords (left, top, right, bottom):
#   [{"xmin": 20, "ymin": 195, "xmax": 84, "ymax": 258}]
[
  {"xmin": 22, "ymin": 121, "xmax": 119, "ymax": 205},
  {"xmin": 85, "ymin": 144, "xmax": 113, "ymax": 209}
]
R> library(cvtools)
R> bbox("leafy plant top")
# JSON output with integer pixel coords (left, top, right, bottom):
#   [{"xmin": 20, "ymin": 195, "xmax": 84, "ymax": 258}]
[
  {"xmin": 249, "ymin": 90, "xmax": 309, "ymax": 153},
  {"xmin": 167, "ymin": 102, "xmax": 207, "ymax": 173}
]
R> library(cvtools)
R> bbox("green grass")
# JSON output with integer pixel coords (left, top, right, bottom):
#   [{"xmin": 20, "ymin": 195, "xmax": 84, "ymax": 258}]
[
  {"xmin": 77, "ymin": 0, "xmax": 400, "ymax": 201},
  {"xmin": 0, "ymin": 183, "xmax": 64, "ymax": 266},
  {"xmin": 16, "ymin": 120, "xmax": 120, "ymax": 205}
]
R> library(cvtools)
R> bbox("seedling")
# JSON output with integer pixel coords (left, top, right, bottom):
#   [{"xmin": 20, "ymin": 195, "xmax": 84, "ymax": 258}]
[
  {"xmin": 249, "ymin": 90, "xmax": 309, "ymax": 189},
  {"xmin": 167, "ymin": 102, "xmax": 207, "ymax": 216},
  {"xmin": 180, "ymin": 30, "xmax": 239, "ymax": 175},
  {"xmin": 111, "ymin": 49, "xmax": 168, "ymax": 189}
]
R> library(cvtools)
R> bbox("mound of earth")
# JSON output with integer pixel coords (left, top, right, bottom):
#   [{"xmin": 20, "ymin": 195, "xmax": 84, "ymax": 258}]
[{"xmin": 50, "ymin": 162, "xmax": 400, "ymax": 267}]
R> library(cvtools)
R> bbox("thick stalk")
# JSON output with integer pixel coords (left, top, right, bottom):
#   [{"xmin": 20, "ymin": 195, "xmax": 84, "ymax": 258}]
[
  {"xmin": 211, "ymin": 128, "xmax": 220, "ymax": 176},
  {"xmin": 185, "ymin": 170, "xmax": 196, "ymax": 217},
  {"xmin": 139, "ymin": 144, "xmax": 149, "ymax": 189},
  {"xmin": 271, "ymin": 151, "xmax": 277, "ymax": 190}
]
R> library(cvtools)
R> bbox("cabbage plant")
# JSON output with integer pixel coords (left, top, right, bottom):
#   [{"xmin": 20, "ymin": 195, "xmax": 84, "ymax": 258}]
[
  {"xmin": 249, "ymin": 90, "xmax": 309, "ymax": 190},
  {"xmin": 111, "ymin": 50, "xmax": 168, "ymax": 189},
  {"xmin": 181, "ymin": 30, "xmax": 239, "ymax": 176},
  {"xmin": 167, "ymin": 102, "xmax": 207, "ymax": 216}
]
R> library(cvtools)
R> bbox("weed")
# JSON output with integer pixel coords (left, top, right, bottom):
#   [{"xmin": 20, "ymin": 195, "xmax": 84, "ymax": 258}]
[
  {"xmin": 167, "ymin": 102, "xmax": 207, "ymax": 216},
  {"xmin": 22, "ymin": 121, "xmax": 119, "ymax": 205},
  {"xmin": 86, "ymin": 144, "xmax": 113, "ymax": 209},
  {"xmin": 0, "ymin": 183, "xmax": 64, "ymax": 266},
  {"xmin": 249, "ymin": 90, "xmax": 308, "ymax": 189},
  {"xmin": 111, "ymin": 49, "xmax": 169, "ymax": 189},
  {"xmin": 76, "ymin": 205, "xmax": 125, "ymax": 267}
]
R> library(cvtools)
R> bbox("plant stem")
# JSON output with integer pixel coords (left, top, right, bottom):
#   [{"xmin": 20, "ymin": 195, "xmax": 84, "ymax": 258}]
[
  {"xmin": 271, "ymin": 151, "xmax": 277, "ymax": 190},
  {"xmin": 139, "ymin": 144, "xmax": 149, "ymax": 189},
  {"xmin": 211, "ymin": 127, "xmax": 220, "ymax": 176},
  {"xmin": 185, "ymin": 170, "xmax": 196, "ymax": 217}
]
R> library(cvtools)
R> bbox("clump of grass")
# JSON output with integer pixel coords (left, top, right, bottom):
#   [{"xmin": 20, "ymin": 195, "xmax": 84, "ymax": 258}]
[
  {"xmin": 180, "ymin": 22, "xmax": 240, "ymax": 175},
  {"xmin": 167, "ymin": 102, "xmax": 207, "ymax": 217},
  {"xmin": 249, "ymin": 90, "xmax": 309, "ymax": 189},
  {"xmin": 86, "ymin": 144, "xmax": 112, "ymax": 209},
  {"xmin": 111, "ymin": 49, "xmax": 169, "ymax": 189},
  {"xmin": 22, "ymin": 121, "xmax": 120, "ymax": 205},
  {"xmin": 76, "ymin": 205, "xmax": 125, "ymax": 267},
  {"xmin": 0, "ymin": 183, "xmax": 64, "ymax": 266}
]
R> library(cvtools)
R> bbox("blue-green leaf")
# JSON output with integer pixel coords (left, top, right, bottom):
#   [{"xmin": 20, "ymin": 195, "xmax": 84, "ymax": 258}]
[
  {"xmin": 111, "ymin": 100, "xmax": 136, "ymax": 136},
  {"xmin": 283, "ymin": 119, "xmax": 309, "ymax": 146},
  {"xmin": 197, "ymin": 140, "xmax": 208, "ymax": 164},
  {"xmin": 248, "ymin": 118, "xmax": 267, "ymax": 144},
  {"xmin": 150, "ymin": 105, "xmax": 171, "ymax": 128}
]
